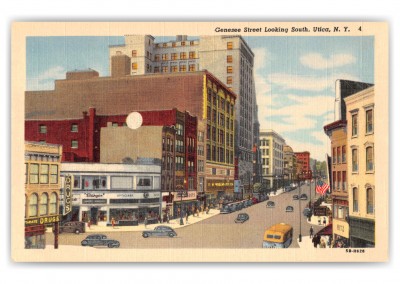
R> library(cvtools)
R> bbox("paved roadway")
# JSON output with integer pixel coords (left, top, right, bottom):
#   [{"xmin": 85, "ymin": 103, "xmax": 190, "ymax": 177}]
[{"xmin": 47, "ymin": 182, "xmax": 318, "ymax": 249}]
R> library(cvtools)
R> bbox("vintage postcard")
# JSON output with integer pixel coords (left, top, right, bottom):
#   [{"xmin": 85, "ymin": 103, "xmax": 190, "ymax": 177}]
[{"xmin": 11, "ymin": 22, "xmax": 389, "ymax": 262}]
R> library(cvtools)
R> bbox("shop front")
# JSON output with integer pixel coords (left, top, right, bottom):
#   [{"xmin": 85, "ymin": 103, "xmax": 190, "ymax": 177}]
[
  {"xmin": 206, "ymin": 179, "xmax": 234, "ymax": 206},
  {"xmin": 24, "ymin": 215, "xmax": 60, "ymax": 249},
  {"xmin": 349, "ymin": 217, "xmax": 375, "ymax": 248},
  {"xmin": 172, "ymin": 191, "xmax": 199, "ymax": 219},
  {"xmin": 333, "ymin": 219, "xmax": 350, "ymax": 247}
]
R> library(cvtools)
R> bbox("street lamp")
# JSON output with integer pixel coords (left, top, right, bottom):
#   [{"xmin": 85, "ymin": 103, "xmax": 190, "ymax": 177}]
[
  {"xmin": 298, "ymin": 178, "xmax": 302, "ymax": 243},
  {"xmin": 178, "ymin": 190, "xmax": 184, "ymax": 226}
]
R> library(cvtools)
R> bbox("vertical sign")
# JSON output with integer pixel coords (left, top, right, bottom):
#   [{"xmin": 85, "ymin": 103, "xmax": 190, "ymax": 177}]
[{"xmin": 64, "ymin": 175, "xmax": 72, "ymax": 215}]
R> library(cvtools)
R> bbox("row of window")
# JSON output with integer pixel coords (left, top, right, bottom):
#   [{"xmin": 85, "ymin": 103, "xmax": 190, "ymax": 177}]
[
  {"xmin": 26, "ymin": 192, "xmax": 58, "ymax": 218},
  {"xmin": 39, "ymin": 124, "xmax": 79, "ymax": 134},
  {"xmin": 153, "ymin": 64, "xmax": 197, "ymax": 73},
  {"xmin": 332, "ymin": 171, "xmax": 347, "ymax": 191},
  {"xmin": 71, "ymin": 175, "xmax": 158, "ymax": 190},
  {"xmin": 332, "ymin": 145, "xmax": 346, "ymax": 164},
  {"xmin": 207, "ymin": 88, "xmax": 235, "ymax": 115},
  {"xmin": 25, "ymin": 163, "xmax": 58, "ymax": 184},
  {"xmin": 206, "ymin": 125, "xmax": 234, "ymax": 146},
  {"xmin": 351, "ymin": 146, "xmax": 374, "ymax": 173},
  {"xmin": 351, "ymin": 108, "xmax": 374, "ymax": 137},
  {"xmin": 206, "ymin": 144, "xmax": 234, "ymax": 164},
  {"xmin": 352, "ymin": 187, "xmax": 374, "ymax": 215},
  {"xmin": 155, "ymin": 41, "xmax": 197, "ymax": 48},
  {"xmin": 153, "ymin": 51, "xmax": 197, "ymax": 61}
]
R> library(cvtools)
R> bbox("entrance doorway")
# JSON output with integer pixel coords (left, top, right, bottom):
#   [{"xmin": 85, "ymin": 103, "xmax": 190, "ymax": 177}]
[{"xmin": 90, "ymin": 207, "xmax": 98, "ymax": 225}]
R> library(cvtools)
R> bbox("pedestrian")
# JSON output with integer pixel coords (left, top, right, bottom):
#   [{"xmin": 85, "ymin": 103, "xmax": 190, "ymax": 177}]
[
  {"xmin": 318, "ymin": 218, "xmax": 321, "ymax": 225},
  {"xmin": 320, "ymin": 238, "xmax": 326, "ymax": 248},
  {"xmin": 111, "ymin": 217, "xmax": 115, "ymax": 229},
  {"xmin": 312, "ymin": 235, "xmax": 318, "ymax": 248},
  {"xmin": 158, "ymin": 215, "xmax": 162, "ymax": 224},
  {"xmin": 316, "ymin": 235, "xmax": 321, "ymax": 248},
  {"xmin": 323, "ymin": 217, "xmax": 327, "ymax": 226},
  {"xmin": 309, "ymin": 226, "xmax": 314, "ymax": 238},
  {"xmin": 196, "ymin": 208, "xmax": 199, "ymax": 217},
  {"xmin": 144, "ymin": 216, "xmax": 148, "ymax": 228},
  {"xmin": 166, "ymin": 213, "xmax": 170, "ymax": 224},
  {"xmin": 185, "ymin": 211, "xmax": 189, "ymax": 224}
]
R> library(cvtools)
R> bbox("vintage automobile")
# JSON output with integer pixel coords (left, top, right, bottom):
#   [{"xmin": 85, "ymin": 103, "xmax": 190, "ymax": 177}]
[
  {"xmin": 285, "ymin": 206, "xmax": 294, "ymax": 212},
  {"xmin": 220, "ymin": 205, "xmax": 233, "ymax": 214},
  {"xmin": 81, "ymin": 234, "xmax": 120, "ymax": 248},
  {"xmin": 142, "ymin": 226, "xmax": 177, "ymax": 238},
  {"xmin": 300, "ymin": 193, "xmax": 308, "ymax": 200},
  {"xmin": 292, "ymin": 195, "xmax": 299, "ymax": 200},
  {"xmin": 234, "ymin": 213, "xmax": 250, "ymax": 223},
  {"xmin": 266, "ymin": 201, "xmax": 276, "ymax": 208},
  {"xmin": 56, "ymin": 221, "xmax": 86, "ymax": 234}
]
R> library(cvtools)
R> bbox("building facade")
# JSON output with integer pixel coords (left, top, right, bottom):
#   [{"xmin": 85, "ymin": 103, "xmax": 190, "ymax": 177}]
[
  {"xmin": 26, "ymin": 70, "xmax": 236, "ymax": 207},
  {"xmin": 324, "ymin": 120, "xmax": 349, "ymax": 247},
  {"xmin": 109, "ymin": 34, "xmax": 259, "ymax": 190},
  {"xmin": 283, "ymin": 145, "xmax": 297, "ymax": 185},
  {"xmin": 259, "ymin": 130, "xmax": 285, "ymax": 190},
  {"xmin": 25, "ymin": 142, "xmax": 62, "ymax": 249},
  {"xmin": 344, "ymin": 86, "xmax": 375, "ymax": 248},
  {"xmin": 294, "ymin": 151, "xmax": 311, "ymax": 180},
  {"xmin": 60, "ymin": 162, "xmax": 162, "ymax": 225}
]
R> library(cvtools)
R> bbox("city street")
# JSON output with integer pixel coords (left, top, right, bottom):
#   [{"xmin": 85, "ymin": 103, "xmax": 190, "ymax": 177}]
[{"xmin": 46, "ymin": 182, "xmax": 321, "ymax": 249}]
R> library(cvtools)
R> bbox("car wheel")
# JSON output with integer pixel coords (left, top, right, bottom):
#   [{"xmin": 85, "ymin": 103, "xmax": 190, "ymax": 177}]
[
  {"xmin": 75, "ymin": 229, "xmax": 81, "ymax": 234},
  {"xmin": 168, "ymin": 233, "xmax": 175, "ymax": 238},
  {"xmin": 81, "ymin": 241, "xmax": 88, "ymax": 246},
  {"xmin": 108, "ymin": 243, "xmax": 115, "ymax": 248},
  {"xmin": 143, "ymin": 233, "xmax": 149, "ymax": 238},
  {"xmin": 114, "ymin": 243, "xmax": 120, "ymax": 248}
]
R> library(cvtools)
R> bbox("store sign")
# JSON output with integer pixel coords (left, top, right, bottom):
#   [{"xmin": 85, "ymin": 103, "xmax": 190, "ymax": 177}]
[
  {"xmin": 82, "ymin": 199, "xmax": 107, "ymax": 204},
  {"xmin": 173, "ymin": 191, "xmax": 197, "ymax": 201},
  {"xmin": 85, "ymin": 193, "xmax": 105, "ymax": 198},
  {"xmin": 206, "ymin": 179, "xmax": 234, "ymax": 191},
  {"xmin": 64, "ymin": 175, "xmax": 72, "ymax": 215},
  {"xmin": 313, "ymin": 206, "xmax": 327, "ymax": 216},
  {"xmin": 25, "ymin": 215, "xmax": 60, "ymax": 226},
  {"xmin": 333, "ymin": 220, "xmax": 349, "ymax": 238}
]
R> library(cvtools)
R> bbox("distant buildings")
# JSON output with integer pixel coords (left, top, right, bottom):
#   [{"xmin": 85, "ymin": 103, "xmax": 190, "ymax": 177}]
[
  {"xmin": 283, "ymin": 145, "xmax": 297, "ymax": 184},
  {"xmin": 294, "ymin": 151, "xmax": 311, "ymax": 180}
]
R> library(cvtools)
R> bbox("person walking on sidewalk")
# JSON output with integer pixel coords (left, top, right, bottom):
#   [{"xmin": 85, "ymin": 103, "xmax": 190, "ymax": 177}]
[
  {"xmin": 320, "ymin": 238, "xmax": 326, "ymax": 248},
  {"xmin": 166, "ymin": 213, "xmax": 170, "ymax": 224},
  {"xmin": 111, "ymin": 218, "xmax": 115, "ymax": 229},
  {"xmin": 185, "ymin": 211, "xmax": 189, "ymax": 224},
  {"xmin": 144, "ymin": 216, "xmax": 148, "ymax": 228},
  {"xmin": 323, "ymin": 217, "xmax": 327, "ymax": 226},
  {"xmin": 87, "ymin": 219, "xmax": 91, "ymax": 229},
  {"xmin": 309, "ymin": 226, "xmax": 314, "ymax": 238}
]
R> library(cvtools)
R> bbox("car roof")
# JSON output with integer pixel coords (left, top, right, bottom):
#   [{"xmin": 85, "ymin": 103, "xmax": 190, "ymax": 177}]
[
  {"xmin": 155, "ymin": 226, "xmax": 173, "ymax": 230},
  {"xmin": 86, "ymin": 234, "xmax": 107, "ymax": 238}
]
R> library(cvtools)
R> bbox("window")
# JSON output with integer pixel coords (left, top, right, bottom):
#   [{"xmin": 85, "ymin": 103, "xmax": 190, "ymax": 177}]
[
  {"xmin": 337, "ymin": 170, "xmax": 341, "ymax": 190},
  {"xmin": 49, "ymin": 193, "xmax": 58, "ymax": 215},
  {"xmin": 111, "ymin": 176, "xmax": 133, "ymax": 189},
  {"xmin": 29, "ymin": 164, "xmax": 39, "ymax": 184},
  {"xmin": 198, "ymin": 160, "xmax": 204, "ymax": 172},
  {"xmin": 353, "ymin": 187, "xmax": 359, "ymax": 212},
  {"xmin": 40, "ymin": 193, "xmax": 48, "ymax": 216},
  {"xmin": 179, "ymin": 65, "xmax": 186, "ymax": 72},
  {"xmin": 39, "ymin": 125, "xmax": 47, "ymax": 134},
  {"xmin": 162, "ymin": 43, "xmax": 167, "ymax": 47},
  {"xmin": 71, "ymin": 140, "xmax": 78, "ymax": 149},
  {"xmin": 155, "ymin": 54, "xmax": 160, "ymax": 62},
  {"xmin": 342, "ymin": 145, "xmax": 346, "ymax": 163},
  {"xmin": 170, "ymin": 66, "xmax": 178, "ymax": 72},
  {"xmin": 227, "ymin": 42, "xmax": 233, "ymax": 49},
  {"xmin": 154, "ymin": 67, "xmax": 160, "ymax": 73},
  {"xmin": 172, "ymin": 42, "xmax": 176, "ymax": 47},
  {"xmin": 73, "ymin": 175, "xmax": 81, "ymax": 189},
  {"xmin": 227, "ymin": 66, "xmax": 233, "ymax": 73},
  {"xmin": 366, "ymin": 146, "xmax": 374, "ymax": 171},
  {"xmin": 198, "ymin": 131, "xmax": 204, "ymax": 142},
  {"xmin": 352, "ymin": 113, "xmax": 358, "ymax": 136},
  {"xmin": 337, "ymin": 147, "xmax": 341, "ymax": 163},
  {"xmin": 171, "ymin": 53, "xmax": 178, "ymax": 60},
  {"xmin": 180, "ymin": 52, "xmax": 187, "ymax": 59},
  {"xmin": 332, "ymin": 147, "xmax": 336, "ymax": 164},
  {"xmin": 112, "ymin": 122, "xmax": 118, "ymax": 127},
  {"xmin": 190, "ymin": 41, "xmax": 195, "ymax": 46},
  {"xmin": 162, "ymin": 54, "xmax": 168, "ymax": 61},
  {"xmin": 189, "ymin": 51, "xmax": 196, "ymax": 59},
  {"xmin": 342, "ymin": 171, "xmax": 347, "ymax": 191},
  {"xmin": 132, "ymin": 62, "xmax": 138, "ymax": 70},
  {"xmin": 181, "ymin": 41, "xmax": 186, "ymax": 46},
  {"xmin": 206, "ymin": 144, "xmax": 211, "ymax": 160},
  {"xmin": 352, "ymin": 148, "xmax": 358, "ymax": 172},
  {"xmin": 366, "ymin": 187, "xmax": 374, "ymax": 214},
  {"xmin": 227, "ymin": 55, "xmax": 233, "ymax": 63},
  {"xmin": 25, "ymin": 163, "xmax": 28, "ymax": 184},
  {"xmin": 366, "ymin": 109, "xmax": 374, "ymax": 134},
  {"xmin": 332, "ymin": 171, "xmax": 336, "ymax": 190},
  {"xmin": 227, "ymin": 76, "xmax": 233, "ymax": 84},
  {"xmin": 137, "ymin": 177, "xmax": 152, "ymax": 189},
  {"xmin": 40, "ymin": 164, "xmax": 49, "ymax": 184},
  {"xmin": 29, "ymin": 194, "xmax": 38, "ymax": 217},
  {"xmin": 162, "ymin": 66, "xmax": 168, "ymax": 73},
  {"xmin": 82, "ymin": 176, "xmax": 107, "ymax": 190},
  {"xmin": 131, "ymin": 50, "xmax": 137, "ymax": 57},
  {"xmin": 189, "ymin": 64, "xmax": 196, "ymax": 71},
  {"xmin": 71, "ymin": 124, "xmax": 78, "ymax": 132}
]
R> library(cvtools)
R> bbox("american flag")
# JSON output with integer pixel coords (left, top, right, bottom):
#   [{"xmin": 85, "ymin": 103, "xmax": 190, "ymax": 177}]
[{"xmin": 316, "ymin": 180, "xmax": 330, "ymax": 195}]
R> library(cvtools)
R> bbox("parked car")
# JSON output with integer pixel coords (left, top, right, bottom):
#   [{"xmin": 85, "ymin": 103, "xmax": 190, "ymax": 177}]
[
  {"xmin": 235, "ymin": 213, "xmax": 250, "ymax": 223},
  {"xmin": 300, "ymin": 193, "xmax": 308, "ymax": 200},
  {"xmin": 246, "ymin": 200, "xmax": 253, "ymax": 206},
  {"xmin": 81, "ymin": 234, "xmax": 120, "ymax": 248},
  {"xmin": 251, "ymin": 197, "xmax": 259, "ymax": 204},
  {"xmin": 303, "ymin": 208, "xmax": 312, "ymax": 218},
  {"xmin": 57, "ymin": 221, "xmax": 86, "ymax": 234},
  {"xmin": 292, "ymin": 195, "xmax": 299, "ymax": 200},
  {"xmin": 286, "ymin": 206, "xmax": 294, "ymax": 212},
  {"xmin": 266, "ymin": 201, "xmax": 275, "ymax": 208},
  {"xmin": 220, "ymin": 205, "xmax": 233, "ymax": 214},
  {"xmin": 142, "ymin": 226, "xmax": 177, "ymax": 238}
]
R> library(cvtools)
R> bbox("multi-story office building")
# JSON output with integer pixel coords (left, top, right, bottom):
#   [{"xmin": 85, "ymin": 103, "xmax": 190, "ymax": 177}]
[
  {"xmin": 283, "ymin": 145, "xmax": 297, "ymax": 185},
  {"xmin": 294, "ymin": 151, "xmax": 311, "ymax": 180},
  {"xmin": 259, "ymin": 130, "xmax": 285, "ymax": 189},
  {"xmin": 324, "ymin": 120, "xmax": 349, "ymax": 247},
  {"xmin": 25, "ymin": 69, "xmax": 236, "ymax": 206},
  {"xmin": 109, "ymin": 34, "xmax": 259, "ymax": 189},
  {"xmin": 25, "ymin": 142, "xmax": 62, "ymax": 249},
  {"xmin": 345, "ymin": 86, "xmax": 375, "ymax": 248}
]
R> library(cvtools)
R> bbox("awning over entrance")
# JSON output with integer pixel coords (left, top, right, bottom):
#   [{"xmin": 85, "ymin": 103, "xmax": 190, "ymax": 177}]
[{"xmin": 316, "ymin": 224, "xmax": 332, "ymax": 236}]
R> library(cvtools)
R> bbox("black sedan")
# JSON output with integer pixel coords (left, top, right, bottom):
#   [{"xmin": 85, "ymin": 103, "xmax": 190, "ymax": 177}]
[
  {"xmin": 234, "ymin": 213, "xmax": 250, "ymax": 223},
  {"xmin": 300, "ymin": 193, "xmax": 308, "ymax": 200},
  {"xmin": 292, "ymin": 195, "xmax": 299, "ymax": 200},
  {"xmin": 142, "ymin": 226, "xmax": 177, "ymax": 238},
  {"xmin": 286, "ymin": 206, "xmax": 294, "ymax": 212},
  {"xmin": 81, "ymin": 234, "xmax": 120, "ymax": 248}
]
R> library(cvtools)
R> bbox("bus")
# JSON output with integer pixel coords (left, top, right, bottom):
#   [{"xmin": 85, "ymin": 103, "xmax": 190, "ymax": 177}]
[{"xmin": 262, "ymin": 223, "xmax": 293, "ymax": 248}]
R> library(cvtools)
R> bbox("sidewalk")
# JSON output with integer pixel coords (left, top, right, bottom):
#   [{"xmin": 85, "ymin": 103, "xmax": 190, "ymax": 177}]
[{"xmin": 47, "ymin": 209, "xmax": 220, "ymax": 233}]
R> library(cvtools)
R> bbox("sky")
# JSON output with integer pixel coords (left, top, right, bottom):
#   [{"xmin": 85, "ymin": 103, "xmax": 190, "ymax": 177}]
[{"xmin": 26, "ymin": 35, "xmax": 374, "ymax": 161}]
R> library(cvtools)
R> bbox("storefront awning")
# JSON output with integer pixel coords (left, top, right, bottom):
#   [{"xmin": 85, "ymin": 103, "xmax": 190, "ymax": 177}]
[{"xmin": 316, "ymin": 224, "xmax": 332, "ymax": 236}]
